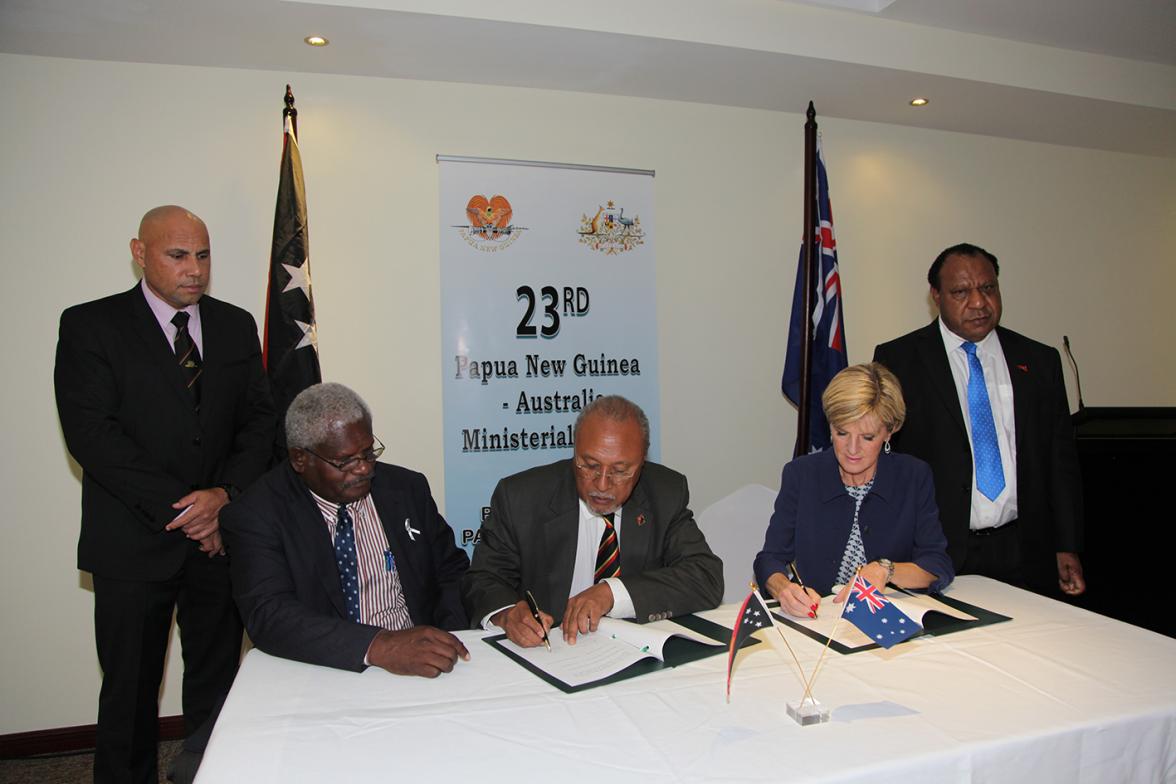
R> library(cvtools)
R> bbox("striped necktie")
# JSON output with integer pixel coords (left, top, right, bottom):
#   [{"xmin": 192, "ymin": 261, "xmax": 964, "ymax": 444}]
[
  {"xmin": 171, "ymin": 311, "xmax": 202, "ymax": 409},
  {"xmin": 594, "ymin": 512, "xmax": 620, "ymax": 582}
]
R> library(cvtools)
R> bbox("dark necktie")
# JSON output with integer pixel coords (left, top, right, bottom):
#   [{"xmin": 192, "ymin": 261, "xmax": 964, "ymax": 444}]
[
  {"xmin": 335, "ymin": 504, "xmax": 361, "ymax": 622},
  {"xmin": 171, "ymin": 311, "xmax": 202, "ymax": 409},
  {"xmin": 594, "ymin": 512, "xmax": 620, "ymax": 582}
]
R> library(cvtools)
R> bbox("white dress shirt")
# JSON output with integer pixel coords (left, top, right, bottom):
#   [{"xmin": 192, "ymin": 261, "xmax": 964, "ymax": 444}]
[
  {"xmin": 938, "ymin": 319, "xmax": 1019, "ymax": 530},
  {"xmin": 480, "ymin": 500, "xmax": 636, "ymax": 629},
  {"xmin": 568, "ymin": 500, "xmax": 636, "ymax": 618}
]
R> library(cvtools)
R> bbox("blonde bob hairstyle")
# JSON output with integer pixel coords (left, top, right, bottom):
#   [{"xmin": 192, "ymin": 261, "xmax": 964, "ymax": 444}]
[{"xmin": 821, "ymin": 362, "xmax": 906, "ymax": 434}]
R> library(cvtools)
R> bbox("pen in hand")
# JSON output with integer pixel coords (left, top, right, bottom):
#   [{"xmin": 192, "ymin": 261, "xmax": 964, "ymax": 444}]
[
  {"xmin": 788, "ymin": 561, "xmax": 818, "ymax": 619},
  {"xmin": 524, "ymin": 590, "xmax": 552, "ymax": 651}
]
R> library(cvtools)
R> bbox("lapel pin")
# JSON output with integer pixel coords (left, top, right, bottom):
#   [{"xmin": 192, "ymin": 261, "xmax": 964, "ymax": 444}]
[
  {"xmin": 1016, "ymin": 364, "xmax": 1029, "ymax": 373},
  {"xmin": 636, "ymin": 514, "xmax": 646, "ymax": 526},
  {"xmin": 404, "ymin": 518, "xmax": 421, "ymax": 541}
]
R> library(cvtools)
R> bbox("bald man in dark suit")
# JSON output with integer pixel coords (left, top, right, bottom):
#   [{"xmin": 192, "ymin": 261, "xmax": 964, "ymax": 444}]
[{"xmin": 55, "ymin": 206, "xmax": 275, "ymax": 784}]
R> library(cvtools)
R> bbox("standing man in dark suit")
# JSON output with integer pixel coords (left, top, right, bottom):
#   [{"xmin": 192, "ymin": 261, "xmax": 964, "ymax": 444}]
[
  {"xmin": 462, "ymin": 395, "xmax": 723, "ymax": 647},
  {"xmin": 873, "ymin": 243, "xmax": 1084, "ymax": 597},
  {"xmin": 55, "ymin": 205, "xmax": 275, "ymax": 783},
  {"xmin": 221, "ymin": 382, "xmax": 471, "ymax": 675}
]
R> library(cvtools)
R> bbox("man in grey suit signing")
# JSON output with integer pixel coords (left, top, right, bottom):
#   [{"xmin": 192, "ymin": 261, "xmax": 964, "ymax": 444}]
[{"xmin": 462, "ymin": 395, "xmax": 723, "ymax": 647}]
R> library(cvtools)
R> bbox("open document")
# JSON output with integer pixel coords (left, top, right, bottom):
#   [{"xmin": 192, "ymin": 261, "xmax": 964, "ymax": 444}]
[
  {"xmin": 485, "ymin": 614, "xmax": 755, "ymax": 693},
  {"xmin": 772, "ymin": 589, "xmax": 1009, "ymax": 654}
]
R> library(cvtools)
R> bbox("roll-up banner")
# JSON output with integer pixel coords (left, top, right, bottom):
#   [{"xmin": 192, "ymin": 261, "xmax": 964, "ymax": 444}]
[{"xmin": 438, "ymin": 156, "xmax": 659, "ymax": 554}]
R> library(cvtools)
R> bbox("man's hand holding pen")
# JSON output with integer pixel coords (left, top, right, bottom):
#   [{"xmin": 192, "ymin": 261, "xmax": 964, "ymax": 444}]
[{"xmin": 492, "ymin": 600, "xmax": 553, "ymax": 648}]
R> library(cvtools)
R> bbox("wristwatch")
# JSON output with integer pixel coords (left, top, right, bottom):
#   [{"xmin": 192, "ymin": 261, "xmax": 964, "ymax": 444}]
[{"xmin": 877, "ymin": 558, "xmax": 895, "ymax": 585}]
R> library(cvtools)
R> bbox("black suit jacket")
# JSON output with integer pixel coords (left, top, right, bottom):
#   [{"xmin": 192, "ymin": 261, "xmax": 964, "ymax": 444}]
[
  {"xmin": 873, "ymin": 321, "xmax": 1083, "ymax": 591},
  {"xmin": 220, "ymin": 462, "xmax": 470, "ymax": 672},
  {"xmin": 462, "ymin": 459, "xmax": 724, "ymax": 626},
  {"xmin": 55, "ymin": 285, "xmax": 275, "ymax": 580}
]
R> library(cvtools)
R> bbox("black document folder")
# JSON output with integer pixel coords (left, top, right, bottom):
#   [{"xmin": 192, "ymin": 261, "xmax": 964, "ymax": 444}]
[
  {"xmin": 485, "ymin": 613, "xmax": 759, "ymax": 693},
  {"xmin": 771, "ymin": 593, "xmax": 1012, "ymax": 655}
]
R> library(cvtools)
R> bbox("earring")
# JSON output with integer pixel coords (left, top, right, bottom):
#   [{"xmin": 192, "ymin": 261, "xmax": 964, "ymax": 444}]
[{"xmin": 884, "ymin": 440, "xmax": 892, "ymax": 454}]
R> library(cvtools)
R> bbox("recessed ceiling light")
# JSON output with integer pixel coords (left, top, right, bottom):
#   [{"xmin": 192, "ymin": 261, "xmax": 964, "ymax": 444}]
[
  {"xmin": 909, "ymin": 97, "xmax": 929, "ymax": 107},
  {"xmin": 304, "ymin": 35, "xmax": 329, "ymax": 47}
]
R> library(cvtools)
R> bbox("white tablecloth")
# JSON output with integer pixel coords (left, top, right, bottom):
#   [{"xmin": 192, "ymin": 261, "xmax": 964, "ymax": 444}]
[{"xmin": 196, "ymin": 576, "xmax": 1176, "ymax": 783}]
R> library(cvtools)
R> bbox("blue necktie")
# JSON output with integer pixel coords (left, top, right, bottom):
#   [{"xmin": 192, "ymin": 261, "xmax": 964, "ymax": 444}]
[
  {"xmin": 334, "ymin": 504, "xmax": 361, "ymax": 622},
  {"xmin": 962, "ymin": 342, "xmax": 1005, "ymax": 501}
]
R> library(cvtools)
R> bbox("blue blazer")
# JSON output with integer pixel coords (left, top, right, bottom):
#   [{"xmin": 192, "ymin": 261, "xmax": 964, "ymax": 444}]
[{"xmin": 754, "ymin": 449, "xmax": 953, "ymax": 595}]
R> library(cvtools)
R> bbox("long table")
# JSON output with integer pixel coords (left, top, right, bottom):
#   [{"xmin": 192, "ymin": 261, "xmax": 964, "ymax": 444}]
[{"xmin": 196, "ymin": 576, "xmax": 1176, "ymax": 782}]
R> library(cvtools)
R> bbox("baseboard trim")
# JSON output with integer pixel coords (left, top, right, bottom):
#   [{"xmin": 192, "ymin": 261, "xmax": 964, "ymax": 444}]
[{"xmin": 0, "ymin": 715, "xmax": 185, "ymax": 759}]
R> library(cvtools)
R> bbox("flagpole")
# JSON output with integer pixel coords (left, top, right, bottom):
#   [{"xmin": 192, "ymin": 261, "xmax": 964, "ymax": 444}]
[
  {"xmin": 265, "ymin": 83, "xmax": 321, "ymax": 459},
  {"xmin": 794, "ymin": 101, "xmax": 818, "ymax": 458},
  {"xmin": 284, "ymin": 84, "xmax": 298, "ymax": 140}
]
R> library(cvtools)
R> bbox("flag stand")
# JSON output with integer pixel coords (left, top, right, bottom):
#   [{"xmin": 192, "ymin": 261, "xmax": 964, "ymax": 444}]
[
  {"xmin": 786, "ymin": 697, "xmax": 830, "ymax": 726},
  {"xmin": 726, "ymin": 587, "xmax": 831, "ymax": 725}
]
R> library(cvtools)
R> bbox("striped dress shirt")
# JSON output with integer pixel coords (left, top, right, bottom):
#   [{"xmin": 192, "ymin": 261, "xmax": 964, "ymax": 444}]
[{"xmin": 310, "ymin": 490, "xmax": 412, "ymax": 631}]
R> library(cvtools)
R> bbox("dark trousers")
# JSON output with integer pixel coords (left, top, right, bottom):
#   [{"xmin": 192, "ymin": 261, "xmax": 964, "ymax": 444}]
[
  {"xmin": 92, "ymin": 546, "xmax": 242, "ymax": 784},
  {"xmin": 959, "ymin": 522, "xmax": 1027, "ymax": 589}
]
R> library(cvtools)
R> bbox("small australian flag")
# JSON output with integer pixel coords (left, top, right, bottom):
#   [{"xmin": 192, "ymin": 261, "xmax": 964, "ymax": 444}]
[{"xmin": 841, "ymin": 574, "xmax": 921, "ymax": 649}]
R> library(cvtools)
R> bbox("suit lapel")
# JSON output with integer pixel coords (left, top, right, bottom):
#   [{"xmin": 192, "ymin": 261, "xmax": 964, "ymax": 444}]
[
  {"xmin": 273, "ymin": 466, "xmax": 350, "ymax": 618},
  {"xmin": 370, "ymin": 474, "xmax": 424, "ymax": 618},
  {"xmin": 997, "ymin": 328, "xmax": 1031, "ymax": 462},
  {"xmin": 618, "ymin": 477, "xmax": 651, "ymax": 576},
  {"xmin": 126, "ymin": 285, "xmax": 196, "ymax": 410},
  {"xmin": 544, "ymin": 465, "xmax": 581, "ymax": 607},
  {"xmin": 196, "ymin": 297, "xmax": 225, "ymax": 430},
  {"xmin": 916, "ymin": 321, "xmax": 968, "ymax": 438}
]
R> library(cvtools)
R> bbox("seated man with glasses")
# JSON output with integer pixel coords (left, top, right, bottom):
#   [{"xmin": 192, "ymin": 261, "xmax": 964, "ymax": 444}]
[
  {"xmin": 221, "ymin": 382, "xmax": 471, "ymax": 676},
  {"xmin": 462, "ymin": 395, "xmax": 723, "ymax": 647}
]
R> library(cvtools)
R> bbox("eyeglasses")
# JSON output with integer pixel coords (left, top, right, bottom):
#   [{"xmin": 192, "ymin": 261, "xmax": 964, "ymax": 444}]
[
  {"xmin": 304, "ymin": 437, "xmax": 385, "ymax": 472},
  {"xmin": 574, "ymin": 461, "xmax": 640, "ymax": 485}
]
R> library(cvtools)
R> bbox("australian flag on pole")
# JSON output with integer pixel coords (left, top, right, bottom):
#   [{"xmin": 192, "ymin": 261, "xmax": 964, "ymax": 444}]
[
  {"xmin": 264, "ymin": 110, "xmax": 321, "ymax": 453},
  {"xmin": 841, "ymin": 574, "xmax": 921, "ymax": 649},
  {"xmin": 782, "ymin": 136, "xmax": 847, "ymax": 453}
]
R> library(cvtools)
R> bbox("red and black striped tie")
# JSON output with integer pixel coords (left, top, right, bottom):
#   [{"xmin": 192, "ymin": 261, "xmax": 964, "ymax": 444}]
[
  {"xmin": 594, "ymin": 512, "xmax": 620, "ymax": 582},
  {"xmin": 171, "ymin": 311, "xmax": 202, "ymax": 410}
]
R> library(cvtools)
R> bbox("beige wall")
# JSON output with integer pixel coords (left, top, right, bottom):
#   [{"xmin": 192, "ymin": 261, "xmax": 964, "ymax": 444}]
[{"xmin": 2, "ymin": 52, "xmax": 1173, "ymax": 733}]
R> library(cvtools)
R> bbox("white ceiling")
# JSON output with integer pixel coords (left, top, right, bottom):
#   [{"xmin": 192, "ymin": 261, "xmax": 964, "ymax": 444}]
[
  {"xmin": 871, "ymin": 0, "xmax": 1176, "ymax": 66},
  {"xmin": 2, "ymin": 0, "xmax": 1174, "ymax": 156}
]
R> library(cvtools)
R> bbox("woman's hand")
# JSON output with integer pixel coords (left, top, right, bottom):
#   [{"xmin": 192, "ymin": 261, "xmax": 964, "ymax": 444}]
[
  {"xmin": 832, "ymin": 561, "xmax": 890, "ymax": 603},
  {"xmin": 765, "ymin": 572, "xmax": 821, "ymax": 619}
]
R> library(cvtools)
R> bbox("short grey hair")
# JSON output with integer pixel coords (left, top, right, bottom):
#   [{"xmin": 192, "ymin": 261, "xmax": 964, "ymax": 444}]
[
  {"xmin": 573, "ymin": 395, "xmax": 651, "ymax": 454},
  {"xmin": 285, "ymin": 382, "xmax": 371, "ymax": 450}
]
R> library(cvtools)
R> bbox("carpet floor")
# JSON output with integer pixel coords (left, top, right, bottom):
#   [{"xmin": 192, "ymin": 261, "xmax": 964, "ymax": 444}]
[{"xmin": 0, "ymin": 740, "xmax": 183, "ymax": 784}]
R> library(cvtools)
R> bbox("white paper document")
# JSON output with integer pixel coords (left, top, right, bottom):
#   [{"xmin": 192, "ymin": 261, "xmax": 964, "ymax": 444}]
[{"xmin": 498, "ymin": 617, "xmax": 722, "ymax": 687}]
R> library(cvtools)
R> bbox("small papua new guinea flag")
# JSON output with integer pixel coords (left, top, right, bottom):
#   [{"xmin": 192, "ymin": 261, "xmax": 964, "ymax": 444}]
[{"xmin": 727, "ymin": 590, "xmax": 774, "ymax": 700}]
